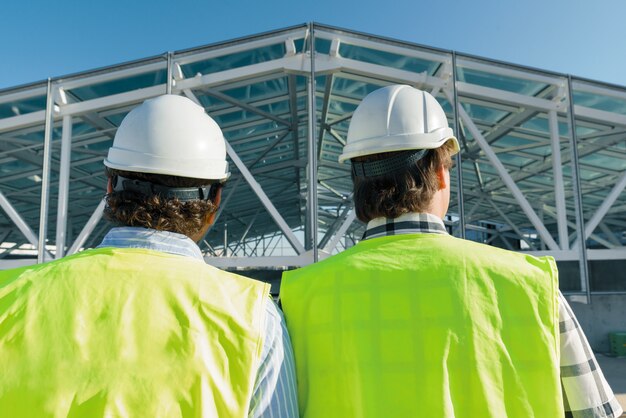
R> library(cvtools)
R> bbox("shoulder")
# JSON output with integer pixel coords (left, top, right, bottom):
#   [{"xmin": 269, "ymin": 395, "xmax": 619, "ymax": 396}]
[{"xmin": 0, "ymin": 249, "xmax": 99, "ymax": 287}]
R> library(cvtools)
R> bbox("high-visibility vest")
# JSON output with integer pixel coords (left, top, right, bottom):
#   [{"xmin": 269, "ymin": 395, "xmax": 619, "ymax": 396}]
[
  {"xmin": 281, "ymin": 233, "xmax": 562, "ymax": 418},
  {"xmin": 0, "ymin": 247, "xmax": 270, "ymax": 418}
]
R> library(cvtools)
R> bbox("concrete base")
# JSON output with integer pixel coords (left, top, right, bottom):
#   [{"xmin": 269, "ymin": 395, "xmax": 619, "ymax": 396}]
[{"xmin": 567, "ymin": 294, "xmax": 626, "ymax": 353}]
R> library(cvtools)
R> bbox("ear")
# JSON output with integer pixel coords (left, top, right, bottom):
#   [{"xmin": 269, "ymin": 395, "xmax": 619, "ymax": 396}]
[
  {"xmin": 436, "ymin": 164, "xmax": 448, "ymax": 190},
  {"xmin": 107, "ymin": 177, "xmax": 113, "ymax": 194},
  {"xmin": 206, "ymin": 185, "xmax": 223, "ymax": 226}
]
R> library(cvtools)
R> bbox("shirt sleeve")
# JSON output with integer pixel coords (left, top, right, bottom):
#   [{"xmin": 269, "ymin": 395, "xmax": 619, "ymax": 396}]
[
  {"xmin": 559, "ymin": 291, "xmax": 623, "ymax": 417},
  {"xmin": 249, "ymin": 298, "xmax": 299, "ymax": 418}
]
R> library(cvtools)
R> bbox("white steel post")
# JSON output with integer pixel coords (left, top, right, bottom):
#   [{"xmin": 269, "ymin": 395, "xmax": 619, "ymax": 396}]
[
  {"xmin": 548, "ymin": 110, "xmax": 569, "ymax": 250},
  {"xmin": 38, "ymin": 79, "xmax": 55, "ymax": 263},
  {"xmin": 55, "ymin": 115, "xmax": 73, "ymax": 258},
  {"xmin": 567, "ymin": 75, "xmax": 591, "ymax": 303},
  {"xmin": 451, "ymin": 52, "xmax": 466, "ymax": 239},
  {"xmin": 307, "ymin": 23, "xmax": 319, "ymax": 261},
  {"xmin": 166, "ymin": 52, "xmax": 173, "ymax": 95}
]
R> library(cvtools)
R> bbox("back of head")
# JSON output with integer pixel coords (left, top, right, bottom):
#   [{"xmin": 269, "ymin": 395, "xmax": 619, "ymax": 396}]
[
  {"xmin": 340, "ymin": 85, "xmax": 460, "ymax": 222},
  {"xmin": 103, "ymin": 95, "xmax": 230, "ymax": 236}
]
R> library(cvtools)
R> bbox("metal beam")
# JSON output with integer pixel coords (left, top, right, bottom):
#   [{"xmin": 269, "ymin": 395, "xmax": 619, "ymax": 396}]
[
  {"xmin": 598, "ymin": 222, "xmax": 622, "ymax": 247},
  {"xmin": 583, "ymin": 169, "xmax": 626, "ymax": 241},
  {"xmin": 542, "ymin": 205, "xmax": 615, "ymax": 250},
  {"xmin": 488, "ymin": 200, "xmax": 536, "ymax": 250},
  {"xmin": 317, "ymin": 74, "xmax": 334, "ymax": 159},
  {"xmin": 55, "ymin": 115, "xmax": 73, "ymax": 258},
  {"xmin": 319, "ymin": 201, "xmax": 352, "ymax": 248},
  {"xmin": 0, "ymin": 190, "xmax": 40, "ymax": 249},
  {"xmin": 451, "ymin": 51, "xmax": 465, "ymax": 238},
  {"xmin": 323, "ymin": 210, "xmax": 356, "ymax": 253},
  {"xmin": 575, "ymin": 105, "xmax": 626, "ymax": 128},
  {"xmin": 456, "ymin": 100, "xmax": 560, "ymax": 251},
  {"xmin": 307, "ymin": 25, "xmax": 319, "ymax": 261},
  {"xmin": 548, "ymin": 110, "xmax": 569, "ymax": 250},
  {"xmin": 202, "ymin": 88, "xmax": 291, "ymax": 127},
  {"xmin": 166, "ymin": 52, "xmax": 173, "ymax": 95},
  {"xmin": 314, "ymin": 28, "xmax": 449, "ymax": 66},
  {"xmin": 37, "ymin": 80, "xmax": 54, "ymax": 263},
  {"xmin": 455, "ymin": 57, "xmax": 563, "ymax": 87},
  {"xmin": 567, "ymin": 75, "xmax": 591, "ymax": 303},
  {"xmin": 67, "ymin": 199, "xmax": 106, "ymax": 255},
  {"xmin": 0, "ymin": 110, "xmax": 46, "ymax": 133},
  {"xmin": 225, "ymin": 141, "xmax": 305, "ymax": 254},
  {"xmin": 457, "ymin": 82, "xmax": 560, "ymax": 112}
]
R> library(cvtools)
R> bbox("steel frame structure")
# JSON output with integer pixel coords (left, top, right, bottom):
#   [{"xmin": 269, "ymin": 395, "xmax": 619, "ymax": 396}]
[{"xmin": 1, "ymin": 23, "xmax": 625, "ymax": 301}]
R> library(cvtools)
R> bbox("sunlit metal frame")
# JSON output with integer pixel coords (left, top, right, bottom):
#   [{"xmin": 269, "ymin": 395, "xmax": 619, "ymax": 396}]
[{"xmin": 1, "ymin": 23, "xmax": 625, "ymax": 303}]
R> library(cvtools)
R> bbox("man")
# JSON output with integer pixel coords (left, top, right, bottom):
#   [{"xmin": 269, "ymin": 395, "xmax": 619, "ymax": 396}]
[
  {"xmin": 0, "ymin": 95, "xmax": 298, "ymax": 417},
  {"xmin": 280, "ymin": 85, "xmax": 622, "ymax": 417}
]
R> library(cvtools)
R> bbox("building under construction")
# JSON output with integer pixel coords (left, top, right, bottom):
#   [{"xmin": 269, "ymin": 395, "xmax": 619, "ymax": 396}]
[{"xmin": 0, "ymin": 23, "xmax": 624, "ymax": 349}]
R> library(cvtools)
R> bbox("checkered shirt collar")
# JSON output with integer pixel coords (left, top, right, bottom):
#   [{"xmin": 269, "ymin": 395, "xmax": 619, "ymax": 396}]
[{"xmin": 363, "ymin": 212, "xmax": 448, "ymax": 240}]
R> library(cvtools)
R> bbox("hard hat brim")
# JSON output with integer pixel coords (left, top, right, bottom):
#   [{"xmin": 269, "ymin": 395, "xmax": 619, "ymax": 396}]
[
  {"xmin": 338, "ymin": 128, "xmax": 460, "ymax": 163},
  {"xmin": 104, "ymin": 147, "xmax": 230, "ymax": 181}
]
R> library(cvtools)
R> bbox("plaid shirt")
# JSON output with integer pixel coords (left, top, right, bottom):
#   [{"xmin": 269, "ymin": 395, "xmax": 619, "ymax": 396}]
[{"xmin": 364, "ymin": 213, "xmax": 623, "ymax": 418}]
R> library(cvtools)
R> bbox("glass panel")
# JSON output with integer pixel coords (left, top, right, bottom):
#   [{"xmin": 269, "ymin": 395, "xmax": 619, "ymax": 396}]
[
  {"xmin": 0, "ymin": 94, "xmax": 47, "ymax": 118},
  {"xmin": 69, "ymin": 70, "xmax": 167, "ymax": 100},
  {"xmin": 181, "ymin": 44, "xmax": 286, "ymax": 77},
  {"xmin": 457, "ymin": 66, "xmax": 548, "ymax": 96},
  {"xmin": 573, "ymin": 91, "xmax": 626, "ymax": 115},
  {"xmin": 339, "ymin": 43, "xmax": 440, "ymax": 75}
]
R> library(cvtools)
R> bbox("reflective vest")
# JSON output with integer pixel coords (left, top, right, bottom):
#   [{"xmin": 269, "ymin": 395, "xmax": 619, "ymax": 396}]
[
  {"xmin": 281, "ymin": 233, "xmax": 562, "ymax": 418},
  {"xmin": 0, "ymin": 247, "xmax": 270, "ymax": 418}
]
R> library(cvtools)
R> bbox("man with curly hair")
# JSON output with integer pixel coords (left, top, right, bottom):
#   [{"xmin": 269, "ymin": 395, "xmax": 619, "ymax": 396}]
[{"xmin": 0, "ymin": 95, "xmax": 298, "ymax": 418}]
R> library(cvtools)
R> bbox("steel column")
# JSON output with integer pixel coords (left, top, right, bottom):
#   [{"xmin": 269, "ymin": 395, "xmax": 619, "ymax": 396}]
[
  {"xmin": 307, "ymin": 23, "xmax": 319, "ymax": 261},
  {"xmin": 548, "ymin": 110, "xmax": 569, "ymax": 250},
  {"xmin": 567, "ymin": 75, "xmax": 591, "ymax": 304},
  {"xmin": 166, "ymin": 52, "xmax": 173, "ymax": 95},
  {"xmin": 451, "ymin": 52, "xmax": 466, "ymax": 239},
  {"xmin": 37, "ymin": 79, "xmax": 55, "ymax": 263},
  {"xmin": 55, "ymin": 115, "xmax": 73, "ymax": 258}
]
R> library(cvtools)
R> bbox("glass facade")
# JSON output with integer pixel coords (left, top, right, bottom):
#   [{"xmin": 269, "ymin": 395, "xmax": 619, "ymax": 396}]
[{"xmin": 0, "ymin": 23, "xmax": 624, "ymax": 296}]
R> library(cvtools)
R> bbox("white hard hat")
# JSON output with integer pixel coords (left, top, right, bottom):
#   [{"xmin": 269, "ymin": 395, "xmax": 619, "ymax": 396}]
[
  {"xmin": 339, "ymin": 85, "xmax": 460, "ymax": 163},
  {"xmin": 104, "ymin": 95, "xmax": 230, "ymax": 181}
]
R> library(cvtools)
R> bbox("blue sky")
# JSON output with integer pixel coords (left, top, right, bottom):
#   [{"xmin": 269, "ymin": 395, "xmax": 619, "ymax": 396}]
[{"xmin": 1, "ymin": 0, "xmax": 625, "ymax": 90}]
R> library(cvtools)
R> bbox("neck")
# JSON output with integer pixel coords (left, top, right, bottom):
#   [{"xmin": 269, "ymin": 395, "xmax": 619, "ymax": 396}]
[{"xmin": 425, "ymin": 190, "xmax": 449, "ymax": 219}]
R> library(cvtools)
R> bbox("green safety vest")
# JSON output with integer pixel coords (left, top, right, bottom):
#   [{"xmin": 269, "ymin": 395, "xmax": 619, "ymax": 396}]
[
  {"xmin": 0, "ymin": 247, "xmax": 270, "ymax": 418},
  {"xmin": 281, "ymin": 233, "xmax": 562, "ymax": 418}
]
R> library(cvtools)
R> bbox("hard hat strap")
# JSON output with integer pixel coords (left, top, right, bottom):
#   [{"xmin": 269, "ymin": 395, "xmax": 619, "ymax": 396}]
[
  {"xmin": 351, "ymin": 149, "xmax": 428, "ymax": 178},
  {"xmin": 111, "ymin": 175, "xmax": 218, "ymax": 202}
]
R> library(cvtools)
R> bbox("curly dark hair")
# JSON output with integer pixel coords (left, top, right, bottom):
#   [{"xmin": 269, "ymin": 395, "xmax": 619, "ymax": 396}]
[
  {"xmin": 352, "ymin": 141, "xmax": 455, "ymax": 223},
  {"xmin": 104, "ymin": 169, "xmax": 221, "ymax": 237}
]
